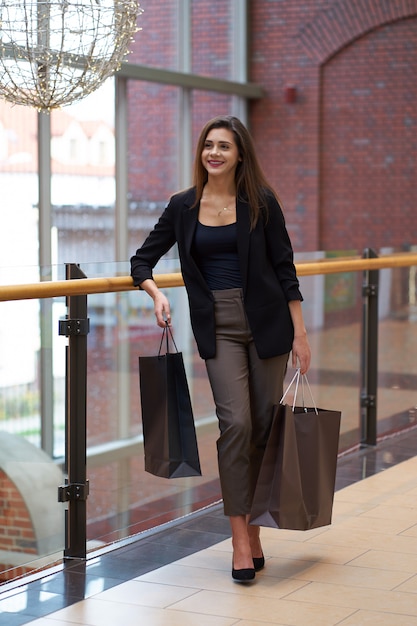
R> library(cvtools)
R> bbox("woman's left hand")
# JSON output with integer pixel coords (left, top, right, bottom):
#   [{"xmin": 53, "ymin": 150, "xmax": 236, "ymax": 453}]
[
  {"xmin": 288, "ymin": 300, "xmax": 311, "ymax": 374},
  {"xmin": 291, "ymin": 334, "xmax": 311, "ymax": 374}
]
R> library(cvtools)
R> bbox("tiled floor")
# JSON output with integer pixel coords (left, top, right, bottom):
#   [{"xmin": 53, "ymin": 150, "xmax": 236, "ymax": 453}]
[{"xmin": 2, "ymin": 427, "xmax": 417, "ymax": 625}]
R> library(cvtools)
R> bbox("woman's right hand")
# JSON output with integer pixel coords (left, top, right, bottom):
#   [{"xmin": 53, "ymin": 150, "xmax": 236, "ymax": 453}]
[
  {"xmin": 139, "ymin": 279, "xmax": 172, "ymax": 327},
  {"xmin": 153, "ymin": 290, "xmax": 172, "ymax": 327}
]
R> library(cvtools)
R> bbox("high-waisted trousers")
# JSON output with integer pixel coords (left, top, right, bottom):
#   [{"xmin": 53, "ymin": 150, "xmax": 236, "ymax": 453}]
[{"xmin": 205, "ymin": 288, "xmax": 289, "ymax": 517}]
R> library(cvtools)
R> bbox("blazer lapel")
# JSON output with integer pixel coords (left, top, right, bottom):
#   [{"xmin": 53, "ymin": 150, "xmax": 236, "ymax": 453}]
[{"xmin": 182, "ymin": 189, "xmax": 199, "ymax": 254}]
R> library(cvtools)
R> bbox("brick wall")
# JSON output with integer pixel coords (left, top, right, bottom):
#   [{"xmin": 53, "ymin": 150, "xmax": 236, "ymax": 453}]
[{"xmin": 250, "ymin": 0, "xmax": 417, "ymax": 252}]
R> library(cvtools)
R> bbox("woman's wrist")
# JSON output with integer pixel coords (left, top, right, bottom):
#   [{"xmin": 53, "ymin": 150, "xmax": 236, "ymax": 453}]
[{"xmin": 293, "ymin": 330, "xmax": 307, "ymax": 338}]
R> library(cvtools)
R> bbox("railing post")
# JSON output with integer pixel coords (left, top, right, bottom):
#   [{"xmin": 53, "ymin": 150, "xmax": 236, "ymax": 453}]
[
  {"xmin": 360, "ymin": 248, "xmax": 379, "ymax": 446},
  {"xmin": 58, "ymin": 263, "xmax": 90, "ymax": 560}
]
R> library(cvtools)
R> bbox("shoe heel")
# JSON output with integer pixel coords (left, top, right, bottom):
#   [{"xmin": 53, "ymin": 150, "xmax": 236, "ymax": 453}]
[{"xmin": 253, "ymin": 556, "xmax": 265, "ymax": 572}]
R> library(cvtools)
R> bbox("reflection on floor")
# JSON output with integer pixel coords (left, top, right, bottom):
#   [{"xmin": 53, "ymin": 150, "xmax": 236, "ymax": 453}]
[{"xmin": 1, "ymin": 426, "xmax": 417, "ymax": 625}]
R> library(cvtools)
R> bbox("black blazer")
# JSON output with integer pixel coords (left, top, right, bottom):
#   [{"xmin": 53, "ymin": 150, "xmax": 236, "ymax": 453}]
[{"xmin": 130, "ymin": 187, "xmax": 303, "ymax": 360}]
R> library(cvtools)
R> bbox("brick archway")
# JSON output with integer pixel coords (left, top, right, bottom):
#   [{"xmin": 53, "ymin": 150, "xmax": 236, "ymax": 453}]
[
  {"xmin": 299, "ymin": 0, "xmax": 417, "ymax": 63},
  {"xmin": 319, "ymin": 16, "xmax": 417, "ymax": 251},
  {"xmin": 297, "ymin": 1, "xmax": 417, "ymax": 251}
]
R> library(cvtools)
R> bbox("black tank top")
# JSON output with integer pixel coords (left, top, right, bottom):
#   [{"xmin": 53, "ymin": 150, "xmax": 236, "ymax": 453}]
[{"xmin": 192, "ymin": 221, "xmax": 242, "ymax": 290}]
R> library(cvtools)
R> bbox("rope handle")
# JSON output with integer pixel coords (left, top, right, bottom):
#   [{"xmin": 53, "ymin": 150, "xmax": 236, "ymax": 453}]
[
  {"xmin": 280, "ymin": 368, "xmax": 318, "ymax": 415},
  {"xmin": 158, "ymin": 322, "xmax": 178, "ymax": 356}
]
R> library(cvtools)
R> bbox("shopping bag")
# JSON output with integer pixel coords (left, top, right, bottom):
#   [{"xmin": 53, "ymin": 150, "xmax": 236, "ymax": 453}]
[
  {"xmin": 249, "ymin": 370, "xmax": 341, "ymax": 530},
  {"xmin": 138, "ymin": 325, "xmax": 201, "ymax": 478}
]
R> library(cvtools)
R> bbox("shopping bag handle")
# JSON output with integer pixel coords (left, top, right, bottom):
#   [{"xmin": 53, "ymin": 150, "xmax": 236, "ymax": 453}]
[
  {"xmin": 280, "ymin": 368, "xmax": 318, "ymax": 415},
  {"xmin": 158, "ymin": 322, "xmax": 179, "ymax": 356}
]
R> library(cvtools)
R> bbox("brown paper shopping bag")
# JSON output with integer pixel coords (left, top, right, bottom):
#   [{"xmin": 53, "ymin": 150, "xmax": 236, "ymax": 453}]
[{"xmin": 250, "ymin": 370, "xmax": 341, "ymax": 530}]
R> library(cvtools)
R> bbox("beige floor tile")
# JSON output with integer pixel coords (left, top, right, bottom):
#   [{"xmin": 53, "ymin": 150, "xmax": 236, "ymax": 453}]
[
  {"xmin": 308, "ymin": 526, "xmax": 417, "ymax": 554},
  {"xmin": 139, "ymin": 562, "xmax": 308, "ymax": 598},
  {"xmin": 338, "ymin": 483, "xmax": 410, "ymax": 503},
  {"xmin": 333, "ymin": 488, "xmax": 388, "ymax": 505},
  {"xmin": 206, "ymin": 532, "xmax": 326, "ymax": 555},
  {"xmin": 177, "ymin": 547, "xmax": 231, "ymax": 570},
  {"xmin": 401, "ymin": 524, "xmax": 417, "ymax": 537},
  {"xmin": 331, "ymin": 514, "xmax": 415, "ymax": 535},
  {"xmin": 169, "ymin": 588, "xmax": 355, "ymax": 625},
  {"xmin": 180, "ymin": 541, "xmax": 368, "ymax": 575},
  {"xmin": 259, "ymin": 556, "xmax": 328, "ymax": 581},
  {"xmin": 383, "ymin": 491, "xmax": 417, "ymax": 508},
  {"xmin": 259, "ymin": 536, "xmax": 368, "ymax": 564},
  {"xmin": 285, "ymin": 581, "xmax": 417, "ymax": 616},
  {"xmin": 349, "ymin": 549, "xmax": 417, "ymax": 573},
  {"xmin": 268, "ymin": 559, "xmax": 411, "ymax": 590},
  {"xmin": 394, "ymin": 574, "xmax": 417, "ymax": 594},
  {"xmin": 338, "ymin": 609, "xmax": 417, "ymax": 625},
  {"xmin": 359, "ymin": 504, "xmax": 417, "ymax": 522},
  {"xmin": 381, "ymin": 481, "xmax": 417, "ymax": 496},
  {"xmin": 38, "ymin": 597, "xmax": 237, "ymax": 625},
  {"xmin": 94, "ymin": 579, "xmax": 198, "ymax": 607},
  {"xmin": 202, "ymin": 526, "xmax": 360, "ymax": 569},
  {"xmin": 332, "ymin": 499, "xmax": 375, "ymax": 518}
]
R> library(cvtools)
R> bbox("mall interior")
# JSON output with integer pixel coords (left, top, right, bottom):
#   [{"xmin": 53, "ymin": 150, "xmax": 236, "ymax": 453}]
[{"xmin": 0, "ymin": 1, "xmax": 417, "ymax": 624}]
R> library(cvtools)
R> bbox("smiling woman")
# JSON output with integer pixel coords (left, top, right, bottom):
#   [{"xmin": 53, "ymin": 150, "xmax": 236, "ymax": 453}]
[{"xmin": 131, "ymin": 114, "xmax": 311, "ymax": 582}]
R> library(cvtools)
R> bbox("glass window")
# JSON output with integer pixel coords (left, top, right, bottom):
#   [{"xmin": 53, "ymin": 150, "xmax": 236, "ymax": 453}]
[
  {"xmin": 0, "ymin": 101, "xmax": 39, "ymax": 285},
  {"xmin": 51, "ymin": 80, "xmax": 116, "ymax": 266}
]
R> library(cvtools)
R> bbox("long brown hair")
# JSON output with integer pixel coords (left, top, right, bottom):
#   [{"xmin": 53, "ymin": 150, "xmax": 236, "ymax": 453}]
[{"xmin": 192, "ymin": 115, "xmax": 277, "ymax": 228}]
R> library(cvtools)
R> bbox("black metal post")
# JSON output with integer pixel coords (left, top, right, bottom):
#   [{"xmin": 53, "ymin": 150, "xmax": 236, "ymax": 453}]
[
  {"xmin": 58, "ymin": 263, "xmax": 90, "ymax": 560},
  {"xmin": 360, "ymin": 248, "xmax": 379, "ymax": 446}
]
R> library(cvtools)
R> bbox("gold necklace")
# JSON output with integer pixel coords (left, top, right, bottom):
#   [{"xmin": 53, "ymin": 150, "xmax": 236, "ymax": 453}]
[{"xmin": 217, "ymin": 200, "xmax": 235, "ymax": 217}]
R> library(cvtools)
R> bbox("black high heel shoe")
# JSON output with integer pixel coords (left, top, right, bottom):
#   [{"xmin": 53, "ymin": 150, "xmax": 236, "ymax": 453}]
[
  {"xmin": 232, "ymin": 565, "xmax": 255, "ymax": 582},
  {"xmin": 252, "ymin": 555, "xmax": 265, "ymax": 572}
]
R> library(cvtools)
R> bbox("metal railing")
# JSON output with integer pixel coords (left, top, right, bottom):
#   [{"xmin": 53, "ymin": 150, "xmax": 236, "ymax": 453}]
[
  {"xmin": 1, "ymin": 251, "xmax": 417, "ymax": 302},
  {"xmin": 0, "ymin": 249, "xmax": 416, "ymax": 570}
]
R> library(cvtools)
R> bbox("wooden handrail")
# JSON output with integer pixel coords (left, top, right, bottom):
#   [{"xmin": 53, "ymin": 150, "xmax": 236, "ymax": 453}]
[{"xmin": 0, "ymin": 253, "xmax": 416, "ymax": 302}]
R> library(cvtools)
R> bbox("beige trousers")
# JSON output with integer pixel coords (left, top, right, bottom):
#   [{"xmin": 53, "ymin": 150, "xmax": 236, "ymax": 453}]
[{"xmin": 205, "ymin": 288, "xmax": 289, "ymax": 516}]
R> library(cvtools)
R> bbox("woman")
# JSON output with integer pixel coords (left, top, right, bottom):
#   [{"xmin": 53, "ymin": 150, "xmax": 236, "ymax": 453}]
[{"xmin": 131, "ymin": 116, "xmax": 311, "ymax": 582}]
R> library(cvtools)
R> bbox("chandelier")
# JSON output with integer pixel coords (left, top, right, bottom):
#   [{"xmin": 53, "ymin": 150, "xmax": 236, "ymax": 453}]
[{"xmin": 0, "ymin": 0, "xmax": 142, "ymax": 111}]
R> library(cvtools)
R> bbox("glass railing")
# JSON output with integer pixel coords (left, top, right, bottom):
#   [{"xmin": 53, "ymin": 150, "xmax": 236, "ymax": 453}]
[{"xmin": 0, "ymin": 248, "xmax": 416, "ymax": 583}]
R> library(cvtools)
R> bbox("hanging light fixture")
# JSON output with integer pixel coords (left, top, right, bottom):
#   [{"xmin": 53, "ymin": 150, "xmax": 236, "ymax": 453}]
[{"xmin": 0, "ymin": 0, "xmax": 142, "ymax": 111}]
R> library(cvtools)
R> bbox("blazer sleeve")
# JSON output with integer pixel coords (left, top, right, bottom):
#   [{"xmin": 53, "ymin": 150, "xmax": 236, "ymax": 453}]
[
  {"xmin": 130, "ymin": 199, "xmax": 177, "ymax": 287},
  {"xmin": 263, "ymin": 194, "xmax": 303, "ymax": 302}
]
